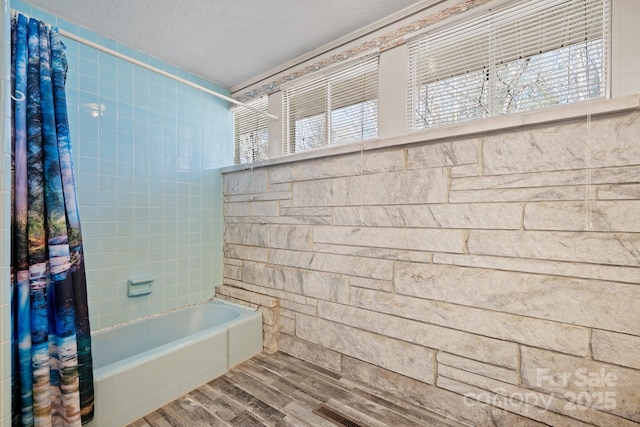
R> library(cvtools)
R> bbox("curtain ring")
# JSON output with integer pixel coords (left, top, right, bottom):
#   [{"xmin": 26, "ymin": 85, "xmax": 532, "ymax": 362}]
[{"xmin": 12, "ymin": 90, "xmax": 25, "ymax": 102}]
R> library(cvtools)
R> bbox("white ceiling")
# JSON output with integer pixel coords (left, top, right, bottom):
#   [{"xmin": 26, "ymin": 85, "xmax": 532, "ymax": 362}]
[{"xmin": 23, "ymin": 0, "xmax": 421, "ymax": 90}]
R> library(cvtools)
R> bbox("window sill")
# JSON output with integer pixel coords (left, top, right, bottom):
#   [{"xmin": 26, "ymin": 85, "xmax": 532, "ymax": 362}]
[{"xmin": 221, "ymin": 95, "xmax": 640, "ymax": 174}]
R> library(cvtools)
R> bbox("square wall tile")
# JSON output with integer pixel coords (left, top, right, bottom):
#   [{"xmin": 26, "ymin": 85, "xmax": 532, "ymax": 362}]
[{"xmin": 8, "ymin": 1, "xmax": 233, "ymax": 333}]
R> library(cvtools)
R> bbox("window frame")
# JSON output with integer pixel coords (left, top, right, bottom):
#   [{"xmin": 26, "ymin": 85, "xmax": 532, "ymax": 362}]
[
  {"xmin": 233, "ymin": 95, "xmax": 269, "ymax": 164},
  {"xmin": 406, "ymin": 0, "xmax": 610, "ymax": 131},
  {"xmin": 282, "ymin": 55, "xmax": 380, "ymax": 155}
]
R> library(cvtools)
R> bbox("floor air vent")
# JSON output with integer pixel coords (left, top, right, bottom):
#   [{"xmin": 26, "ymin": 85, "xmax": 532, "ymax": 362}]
[{"xmin": 313, "ymin": 404, "xmax": 368, "ymax": 427}]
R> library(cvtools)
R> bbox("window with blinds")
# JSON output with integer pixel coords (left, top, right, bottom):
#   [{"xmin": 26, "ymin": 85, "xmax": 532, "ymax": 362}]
[
  {"xmin": 407, "ymin": 0, "xmax": 609, "ymax": 131},
  {"xmin": 282, "ymin": 56, "xmax": 379, "ymax": 155},
  {"xmin": 233, "ymin": 95, "xmax": 269, "ymax": 164}
]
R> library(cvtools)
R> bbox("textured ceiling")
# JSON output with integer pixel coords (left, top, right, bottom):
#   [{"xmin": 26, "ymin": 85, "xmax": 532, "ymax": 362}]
[{"xmin": 22, "ymin": 0, "xmax": 421, "ymax": 90}]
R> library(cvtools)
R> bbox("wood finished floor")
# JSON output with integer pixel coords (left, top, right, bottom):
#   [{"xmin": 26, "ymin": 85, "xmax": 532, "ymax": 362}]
[{"xmin": 128, "ymin": 351, "xmax": 466, "ymax": 427}]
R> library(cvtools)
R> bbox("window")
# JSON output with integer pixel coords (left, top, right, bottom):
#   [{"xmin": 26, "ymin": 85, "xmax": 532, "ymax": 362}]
[
  {"xmin": 233, "ymin": 95, "xmax": 269, "ymax": 164},
  {"xmin": 283, "ymin": 56, "xmax": 379, "ymax": 155},
  {"xmin": 407, "ymin": 0, "xmax": 609, "ymax": 131}
]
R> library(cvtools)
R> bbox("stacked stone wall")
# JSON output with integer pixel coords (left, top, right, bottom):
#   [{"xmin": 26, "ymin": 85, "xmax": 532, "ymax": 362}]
[{"xmin": 222, "ymin": 108, "xmax": 640, "ymax": 426}]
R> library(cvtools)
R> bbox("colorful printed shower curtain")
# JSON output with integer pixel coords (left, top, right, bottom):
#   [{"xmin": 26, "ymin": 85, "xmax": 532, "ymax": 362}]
[{"xmin": 11, "ymin": 13, "xmax": 94, "ymax": 426}]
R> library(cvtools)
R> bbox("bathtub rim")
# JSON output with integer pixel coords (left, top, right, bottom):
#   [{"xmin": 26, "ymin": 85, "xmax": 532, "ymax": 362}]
[
  {"xmin": 91, "ymin": 298, "xmax": 260, "ymax": 379},
  {"xmin": 86, "ymin": 297, "xmax": 263, "ymax": 427}
]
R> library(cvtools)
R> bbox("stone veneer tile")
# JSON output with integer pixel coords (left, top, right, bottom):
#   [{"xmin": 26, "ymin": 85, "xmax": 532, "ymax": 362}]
[
  {"xmin": 597, "ymin": 183, "xmax": 640, "ymax": 200},
  {"xmin": 521, "ymin": 347, "xmax": 640, "ymax": 423},
  {"xmin": 223, "ymin": 264, "xmax": 242, "ymax": 281},
  {"xmin": 280, "ymin": 207, "xmax": 333, "ymax": 217},
  {"xmin": 362, "ymin": 148, "xmax": 406, "ymax": 173},
  {"xmin": 589, "ymin": 113, "xmax": 640, "ymax": 168},
  {"xmin": 313, "ymin": 243, "xmax": 432, "ymax": 263},
  {"xmin": 313, "ymin": 226, "xmax": 467, "ymax": 253},
  {"xmin": 224, "ymin": 244, "xmax": 269, "ymax": 263},
  {"xmin": 340, "ymin": 356, "xmax": 512, "ymax": 427},
  {"xmin": 221, "ymin": 107, "xmax": 640, "ymax": 427},
  {"xmin": 296, "ymin": 314, "xmax": 435, "ymax": 384},
  {"xmin": 363, "ymin": 168, "xmax": 448, "ymax": 204},
  {"xmin": 407, "ymin": 139, "xmax": 479, "ymax": 169},
  {"xmin": 241, "ymin": 261, "xmax": 286, "ymax": 292},
  {"xmin": 437, "ymin": 353, "xmax": 519, "ymax": 384},
  {"xmin": 449, "ymin": 185, "xmax": 586, "ymax": 203},
  {"xmin": 223, "ymin": 278, "xmax": 307, "ymax": 305},
  {"xmin": 482, "ymin": 113, "xmax": 640, "ymax": 175},
  {"xmin": 393, "ymin": 262, "xmax": 640, "ymax": 335},
  {"xmin": 592, "ymin": 330, "xmax": 640, "ymax": 370},
  {"xmin": 279, "ymin": 316, "xmax": 295, "ymax": 335},
  {"xmin": 299, "ymin": 272, "xmax": 350, "ymax": 304},
  {"xmin": 224, "ymin": 216, "xmax": 243, "ymax": 224},
  {"xmin": 451, "ymin": 165, "xmax": 640, "ymax": 191},
  {"xmin": 215, "ymin": 285, "xmax": 278, "ymax": 308},
  {"xmin": 243, "ymin": 215, "xmax": 331, "ymax": 226},
  {"xmin": 483, "ymin": 126, "xmax": 586, "ymax": 175},
  {"xmin": 279, "ymin": 309, "xmax": 296, "ymax": 319},
  {"xmin": 224, "ymin": 223, "xmax": 311, "ymax": 250},
  {"xmin": 280, "ymin": 300, "xmax": 317, "ymax": 316},
  {"xmin": 244, "ymin": 265, "xmax": 350, "ymax": 304},
  {"xmin": 438, "ymin": 369, "xmax": 636, "ymax": 427},
  {"xmin": 434, "ymin": 253, "xmax": 640, "ymax": 285},
  {"xmin": 254, "ymin": 263, "xmax": 320, "ymax": 303},
  {"xmin": 318, "ymin": 301, "xmax": 518, "ymax": 368},
  {"xmin": 279, "ymin": 199, "xmax": 292, "ymax": 209},
  {"xmin": 224, "ymin": 257, "xmax": 243, "ymax": 266},
  {"xmin": 263, "ymin": 331, "xmax": 278, "ymax": 354},
  {"xmin": 268, "ymin": 248, "xmax": 394, "ymax": 280},
  {"xmin": 468, "ymin": 230, "xmax": 640, "ymax": 267},
  {"xmin": 270, "ymin": 154, "xmax": 361, "ymax": 183},
  {"xmin": 250, "ymin": 200, "xmax": 281, "ymax": 217},
  {"xmin": 292, "ymin": 175, "xmax": 361, "ymax": 207},
  {"xmin": 258, "ymin": 306, "xmax": 279, "ymax": 326},
  {"xmin": 223, "ymin": 168, "xmax": 268, "ymax": 195},
  {"xmin": 351, "ymin": 287, "xmax": 590, "ymax": 356},
  {"xmin": 292, "ymin": 168, "xmax": 448, "ymax": 207},
  {"xmin": 524, "ymin": 201, "xmax": 640, "ymax": 232},
  {"xmin": 450, "ymin": 163, "xmax": 480, "ymax": 178},
  {"xmin": 226, "ymin": 190, "xmax": 291, "ymax": 203},
  {"xmin": 349, "ymin": 276, "xmax": 393, "ymax": 292},
  {"xmin": 279, "ymin": 334, "xmax": 342, "ymax": 372},
  {"xmin": 223, "ymin": 201, "xmax": 251, "ymax": 216},
  {"xmin": 437, "ymin": 368, "xmax": 565, "ymax": 426},
  {"xmin": 268, "ymin": 182, "xmax": 291, "ymax": 192},
  {"xmin": 333, "ymin": 203, "xmax": 522, "ymax": 229}
]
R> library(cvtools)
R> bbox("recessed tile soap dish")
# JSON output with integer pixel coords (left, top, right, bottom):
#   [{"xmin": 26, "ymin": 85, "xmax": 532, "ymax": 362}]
[{"xmin": 127, "ymin": 277, "xmax": 154, "ymax": 297}]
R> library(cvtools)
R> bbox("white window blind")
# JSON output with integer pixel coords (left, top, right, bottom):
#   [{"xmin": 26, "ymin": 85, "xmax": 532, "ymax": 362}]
[
  {"xmin": 282, "ymin": 55, "xmax": 379, "ymax": 155},
  {"xmin": 233, "ymin": 95, "xmax": 269, "ymax": 164},
  {"xmin": 407, "ymin": 0, "xmax": 609, "ymax": 131}
]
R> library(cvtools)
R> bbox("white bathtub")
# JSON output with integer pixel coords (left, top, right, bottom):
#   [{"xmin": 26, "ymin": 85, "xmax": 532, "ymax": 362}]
[{"xmin": 87, "ymin": 299, "xmax": 263, "ymax": 427}]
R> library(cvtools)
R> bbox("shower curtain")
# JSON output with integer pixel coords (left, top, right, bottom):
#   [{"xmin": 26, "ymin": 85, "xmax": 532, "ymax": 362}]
[{"xmin": 11, "ymin": 13, "xmax": 94, "ymax": 426}]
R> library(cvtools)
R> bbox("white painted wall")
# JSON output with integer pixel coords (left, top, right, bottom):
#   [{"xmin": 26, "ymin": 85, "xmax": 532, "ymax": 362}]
[
  {"xmin": 378, "ymin": 45, "xmax": 408, "ymax": 140},
  {"xmin": 611, "ymin": 0, "xmax": 640, "ymax": 97},
  {"xmin": 267, "ymin": 91, "xmax": 283, "ymax": 159}
]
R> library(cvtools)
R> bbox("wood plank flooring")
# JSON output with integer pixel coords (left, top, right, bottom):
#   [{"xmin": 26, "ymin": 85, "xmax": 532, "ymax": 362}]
[{"xmin": 128, "ymin": 351, "xmax": 467, "ymax": 427}]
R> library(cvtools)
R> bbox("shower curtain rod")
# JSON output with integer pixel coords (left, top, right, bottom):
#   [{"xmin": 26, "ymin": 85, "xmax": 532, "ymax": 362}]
[{"xmin": 58, "ymin": 29, "xmax": 278, "ymax": 120}]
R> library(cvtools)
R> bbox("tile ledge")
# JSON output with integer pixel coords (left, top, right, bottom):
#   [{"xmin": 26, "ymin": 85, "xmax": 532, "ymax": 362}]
[{"xmin": 221, "ymin": 94, "xmax": 640, "ymax": 174}]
